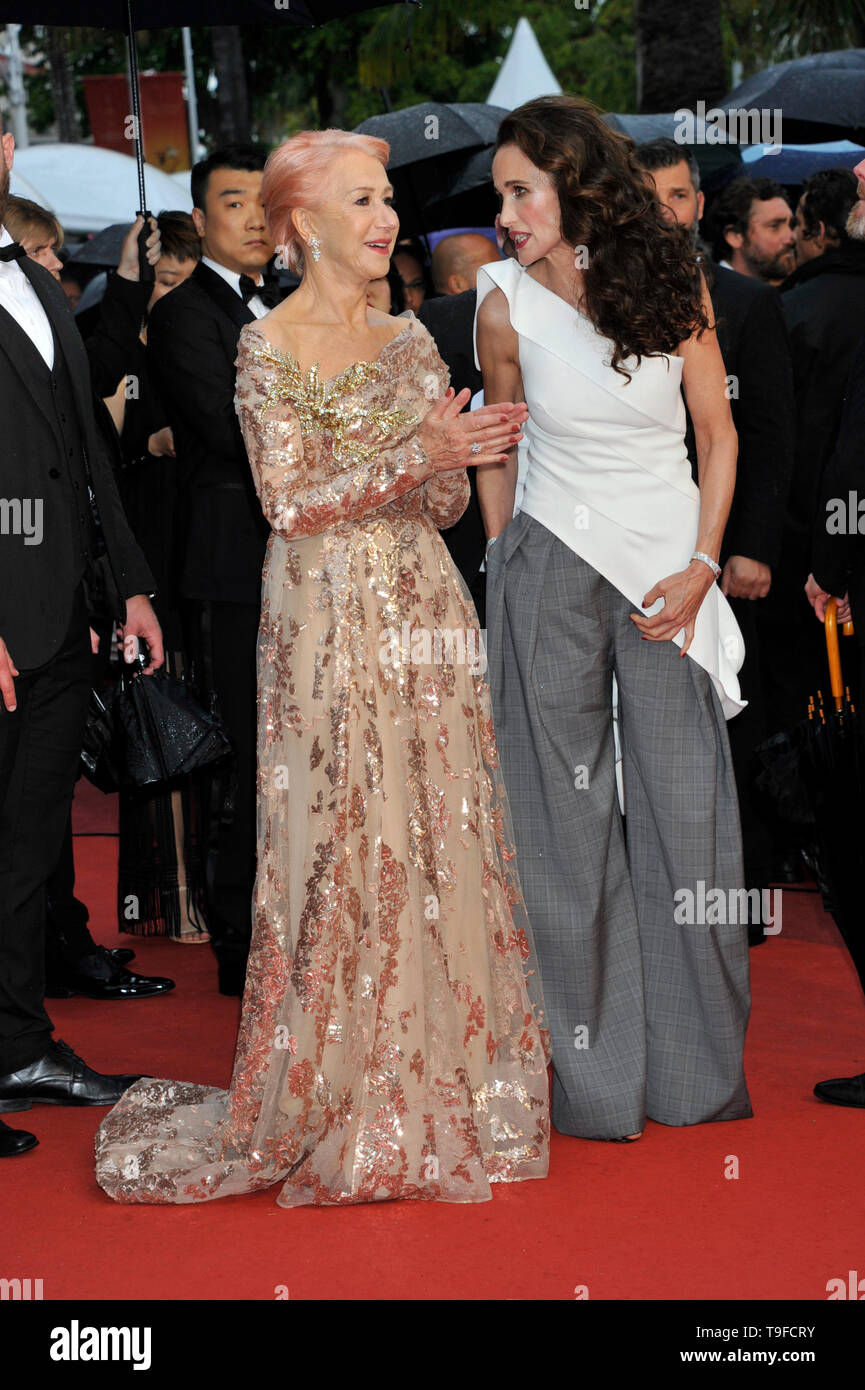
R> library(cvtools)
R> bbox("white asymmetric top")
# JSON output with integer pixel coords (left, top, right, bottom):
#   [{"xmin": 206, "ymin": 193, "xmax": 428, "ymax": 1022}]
[{"xmin": 473, "ymin": 257, "xmax": 745, "ymax": 719}]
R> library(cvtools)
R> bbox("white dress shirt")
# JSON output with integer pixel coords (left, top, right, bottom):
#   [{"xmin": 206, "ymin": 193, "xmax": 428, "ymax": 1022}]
[
  {"xmin": 0, "ymin": 223, "xmax": 55, "ymax": 368},
  {"xmin": 201, "ymin": 255, "xmax": 269, "ymax": 319}
]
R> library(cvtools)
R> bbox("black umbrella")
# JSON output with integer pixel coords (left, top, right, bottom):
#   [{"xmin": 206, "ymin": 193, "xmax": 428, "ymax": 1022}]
[
  {"xmin": 741, "ymin": 141, "xmax": 865, "ymax": 184},
  {"xmin": 354, "ymin": 101, "xmax": 509, "ymax": 244},
  {"xmin": 720, "ymin": 49, "xmax": 865, "ymax": 145},
  {"xmin": 356, "ymin": 101, "xmax": 508, "ymax": 168},
  {"xmin": 68, "ymin": 221, "xmax": 137, "ymax": 266},
  {"xmin": 0, "ymin": 0, "xmax": 414, "ymax": 275},
  {"xmin": 604, "ymin": 111, "xmax": 743, "ymax": 182}
]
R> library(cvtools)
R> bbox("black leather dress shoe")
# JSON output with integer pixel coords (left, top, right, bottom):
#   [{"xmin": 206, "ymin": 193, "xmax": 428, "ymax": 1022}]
[
  {"xmin": 0, "ymin": 1038, "xmax": 143, "ymax": 1112},
  {"xmin": 109, "ymin": 947, "xmax": 136, "ymax": 965},
  {"xmin": 0, "ymin": 1117, "xmax": 38, "ymax": 1155},
  {"xmin": 46, "ymin": 945, "xmax": 174, "ymax": 1001},
  {"xmin": 814, "ymin": 1071, "xmax": 865, "ymax": 1108}
]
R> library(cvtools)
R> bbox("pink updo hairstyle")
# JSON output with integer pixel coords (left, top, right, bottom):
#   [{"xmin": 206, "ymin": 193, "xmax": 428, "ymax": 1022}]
[{"xmin": 262, "ymin": 129, "xmax": 391, "ymax": 276}]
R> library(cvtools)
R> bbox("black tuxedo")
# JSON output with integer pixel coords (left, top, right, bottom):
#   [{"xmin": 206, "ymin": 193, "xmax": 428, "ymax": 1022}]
[
  {"xmin": 686, "ymin": 265, "xmax": 794, "ymax": 567},
  {"xmin": 146, "ymin": 260, "xmax": 270, "ymax": 604},
  {"xmin": 812, "ymin": 333, "xmax": 865, "ymax": 647},
  {"xmin": 0, "ymin": 258, "xmax": 154, "ymax": 669},
  {"xmin": 762, "ymin": 244, "xmax": 865, "ymax": 731},
  {"xmin": 418, "ymin": 290, "xmax": 487, "ymax": 623},
  {"xmin": 685, "ymin": 265, "xmax": 795, "ymax": 888},
  {"xmin": 145, "ymin": 260, "xmax": 276, "ymax": 985},
  {"xmin": 0, "ymin": 253, "xmax": 155, "ymax": 1072}
]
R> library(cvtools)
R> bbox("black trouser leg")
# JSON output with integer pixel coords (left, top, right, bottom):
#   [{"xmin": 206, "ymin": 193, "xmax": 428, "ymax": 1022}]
[
  {"xmin": 182, "ymin": 598, "xmax": 259, "ymax": 971},
  {"xmin": 726, "ymin": 596, "xmax": 773, "ymax": 890},
  {"xmin": 0, "ymin": 585, "xmax": 91, "ymax": 1073},
  {"xmin": 44, "ymin": 614, "xmax": 113, "ymax": 977},
  {"xmin": 45, "ymin": 814, "xmax": 97, "ymax": 978}
]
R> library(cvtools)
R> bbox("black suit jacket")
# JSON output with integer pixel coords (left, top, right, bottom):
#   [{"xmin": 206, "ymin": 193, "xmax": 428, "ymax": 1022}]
[
  {"xmin": 417, "ymin": 290, "xmax": 486, "ymax": 588},
  {"xmin": 781, "ymin": 242, "xmax": 865, "ymax": 548},
  {"xmin": 686, "ymin": 265, "xmax": 794, "ymax": 571},
  {"xmin": 811, "ymin": 333, "xmax": 865, "ymax": 645},
  {"xmin": 0, "ymin": 256, "xmax": 154, "ymax": 670},
  {"xmin": 146, "ymin": 260, "xmax": 271, "ymax": 605}
]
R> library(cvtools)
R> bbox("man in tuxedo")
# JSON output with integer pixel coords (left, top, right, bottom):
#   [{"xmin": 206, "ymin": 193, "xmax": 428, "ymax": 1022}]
[
  {"xmin": 637, "ymin": 139, "xmax": 795, "ymax": 924},
  {"xmin": 418, "ymin": 240, "xmax": 495, "ymax": 623},
  {"xmin": 0, "ymin": 110, "xmax": 163, "ymax": 1156},
  {"xmin": 146, "ymin": 146, "xmax": 283, "ymax": 996}
]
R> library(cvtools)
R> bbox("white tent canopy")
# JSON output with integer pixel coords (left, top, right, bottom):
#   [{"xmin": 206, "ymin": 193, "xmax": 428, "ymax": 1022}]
[
  {"xmin": 5, "ymin": 167, "xmax": 52, "ymax": 209},
  {"xmin": 487, "ymin": 16, "xmax": 561, "ymax": 110},
  {"xmin": 9, "ymin": 144, "xmax": 193, "ymax": 234}
]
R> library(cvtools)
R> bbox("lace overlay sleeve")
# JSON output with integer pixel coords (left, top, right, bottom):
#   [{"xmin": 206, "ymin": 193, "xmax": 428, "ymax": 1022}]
[
  {"xmin": 234, "ymin": 326, "xmax": 435, "ymax": 540},
  {"xmin": 413, "ymin": 320, "xmax": 471, "ymax": 530}
]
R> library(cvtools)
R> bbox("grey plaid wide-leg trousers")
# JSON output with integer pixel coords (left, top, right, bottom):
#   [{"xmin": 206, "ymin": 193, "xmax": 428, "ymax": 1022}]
[{"xmin": 486, "ymin": 512, "xmax": 753, "ymax": 1138}]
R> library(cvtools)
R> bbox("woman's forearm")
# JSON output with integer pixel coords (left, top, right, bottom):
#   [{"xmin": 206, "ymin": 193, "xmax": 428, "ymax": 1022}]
[
  {"xmin": 693, "ymin": 429, "xmax": 737, "ymax": 562},
  {"xmin": 476, "ymin": 449, "xmax": 518, "ymax": 540}
]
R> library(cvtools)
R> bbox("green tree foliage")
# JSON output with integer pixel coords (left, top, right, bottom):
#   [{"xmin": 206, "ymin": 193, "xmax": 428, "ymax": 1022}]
[
  {"xmin": 15, "ymin": 2, "xmax": 636, "ymax": 148},
  {"xmin": 10, "ymin": 1, "xmax": 862, "ymax": 150}
]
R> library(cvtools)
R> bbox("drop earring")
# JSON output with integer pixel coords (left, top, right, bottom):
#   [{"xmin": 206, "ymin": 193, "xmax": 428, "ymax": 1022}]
[{"xmin": 309, "ymin": 235, "xmax": 321, "ymax": 263}]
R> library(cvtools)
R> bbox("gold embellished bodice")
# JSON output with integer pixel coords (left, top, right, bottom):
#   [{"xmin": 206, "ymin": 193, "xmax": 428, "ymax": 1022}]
[{"xmin": 234, "ymin": 312, "xmax": 471, "ymax": 540}]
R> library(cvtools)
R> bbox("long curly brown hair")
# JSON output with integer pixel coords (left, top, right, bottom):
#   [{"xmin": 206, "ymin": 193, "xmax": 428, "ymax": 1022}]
[{"xmin": 495, "ymin": 94, "xmax": 711, "ymax": 378}]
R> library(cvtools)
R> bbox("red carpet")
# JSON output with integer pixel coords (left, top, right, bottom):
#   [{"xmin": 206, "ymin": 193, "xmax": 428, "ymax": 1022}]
[{"xmin": 6, "ymin": 781, "xmax": 864, "ymax": 1301}]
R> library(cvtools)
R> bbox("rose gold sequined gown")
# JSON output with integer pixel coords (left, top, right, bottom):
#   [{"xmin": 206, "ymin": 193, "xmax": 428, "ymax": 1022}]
[{"xmin": 94, "ymin": 310, "xmax": 550, "ymax": 1207}]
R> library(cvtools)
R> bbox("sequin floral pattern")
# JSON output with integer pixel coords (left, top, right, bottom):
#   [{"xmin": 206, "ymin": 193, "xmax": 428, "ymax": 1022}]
[{"xmin": 94, "ymin": 310, "xmax": 550, "ymax": 1207}]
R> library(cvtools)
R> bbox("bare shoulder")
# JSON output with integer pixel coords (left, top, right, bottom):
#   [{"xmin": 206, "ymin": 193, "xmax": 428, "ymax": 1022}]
[
  {"xmin": 477, "ymin": 285, "xmax": 512, "ymax": 331},
  {"xmin": 477, "ymin": 285, "xmax": 518, "ymax": 364}
]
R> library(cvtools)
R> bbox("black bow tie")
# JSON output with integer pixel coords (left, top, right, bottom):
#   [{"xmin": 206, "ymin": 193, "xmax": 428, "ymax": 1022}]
[
  {"xmin": 239, "ymin": 274, "xmax": 282, "ymax": 310},
  {"xmin": 0, "ymin": 241, "xmax": 27, "ymax": 264}
]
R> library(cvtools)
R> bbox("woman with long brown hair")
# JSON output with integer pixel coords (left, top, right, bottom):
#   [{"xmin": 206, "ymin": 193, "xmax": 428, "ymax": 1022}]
[{"xmin": 475, "ymin": 95, "xmax": 752, "ymax": 1142}]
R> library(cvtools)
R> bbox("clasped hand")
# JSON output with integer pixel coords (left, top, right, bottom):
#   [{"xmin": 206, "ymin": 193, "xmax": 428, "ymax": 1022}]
[
  {"xmin": 418, "ymin": 387, "xmax": 527, "ymax": 472},
  {"xmin": 805, "ymin": 573, "xmax": 851, "ymax": 624},
  {"xmin": 630, "ymin": 561, "xmax": 716, "ymax": 655}
]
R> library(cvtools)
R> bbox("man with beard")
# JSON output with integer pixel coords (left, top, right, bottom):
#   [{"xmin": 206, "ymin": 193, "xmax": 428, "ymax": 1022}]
[
  {"xmin": 636, "ymin": 138, "xmax": 795, "ymax": 923},
  {"xmin": 708, "ymin": 176, "xmax": 796, "ymax": 286},
  {"xmin": 0, "ymin": 109, "xmax": 163, "ymax": 1156}
]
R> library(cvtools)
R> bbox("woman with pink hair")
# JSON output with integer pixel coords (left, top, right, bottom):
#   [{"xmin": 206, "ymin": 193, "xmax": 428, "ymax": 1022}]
[{"xmin": 94, "ymin": 129, "xmax": 551, "ymax": 1207}]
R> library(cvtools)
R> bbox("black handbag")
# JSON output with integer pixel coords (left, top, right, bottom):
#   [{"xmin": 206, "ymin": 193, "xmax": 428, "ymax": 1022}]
[{"xmin": 80, "ymin": 647, "xmax": 231, "ymax": 790}]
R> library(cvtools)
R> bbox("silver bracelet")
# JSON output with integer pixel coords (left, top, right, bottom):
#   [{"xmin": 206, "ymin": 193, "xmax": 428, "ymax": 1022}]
[
  {"xmin": 485, "ymin": 535, "xmax": 499, "ymax": 561},
  {"xmin": 691, "ymin": 550, "xmax": 721, "ymax": 580}
]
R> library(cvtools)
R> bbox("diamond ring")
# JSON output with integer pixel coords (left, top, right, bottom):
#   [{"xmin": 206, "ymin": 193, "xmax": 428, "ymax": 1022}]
[{"xmin": 471, "ymin": 442, "xmax": 482, "ymax": 455}]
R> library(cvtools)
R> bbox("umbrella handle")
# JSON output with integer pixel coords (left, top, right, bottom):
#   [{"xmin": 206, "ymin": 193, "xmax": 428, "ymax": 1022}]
[
  {"xmin": 137, "ymin": 210, "xmax": 155, "ymax": 284},
  {"xmin": 824, "ymin": 599, "xmax": 845, "ymax": 711}
]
